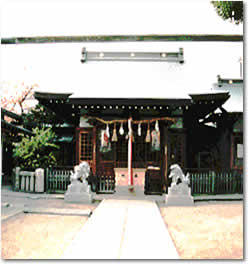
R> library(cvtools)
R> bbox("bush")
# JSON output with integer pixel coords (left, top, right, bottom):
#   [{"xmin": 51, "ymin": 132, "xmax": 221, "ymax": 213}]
[{"xmin": 13, "ymin": 127, "xmax": 59, "ymax": 169}]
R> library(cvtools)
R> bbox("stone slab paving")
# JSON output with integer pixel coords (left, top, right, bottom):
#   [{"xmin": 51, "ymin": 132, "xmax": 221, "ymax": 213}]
[
  {"xmin": 62, "ymin": 199, "xmax": 179, "ymax": 259},
  {"xmin": 1, "ymin": 186, "xmax": 243, "ymax": 202},
  {"xmin": 23, "ymin": 207, "xmax": 92, "ymax": 216},
  {"xmin": 120, "ymin": 200, "xmax": 179, "ymax": 259},
  {"xmin": 94, "ymin": 194, "xmax": 165, "ymax": 202},
  {"xmin": 194, "ymin": 194, "xmax": 243, "ymax": 201}
]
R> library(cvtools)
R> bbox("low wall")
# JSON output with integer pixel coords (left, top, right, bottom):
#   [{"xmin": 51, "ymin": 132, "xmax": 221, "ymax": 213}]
[{"xmin": 14, "ymin": 167, "xmax": 45, "ymax": 193}]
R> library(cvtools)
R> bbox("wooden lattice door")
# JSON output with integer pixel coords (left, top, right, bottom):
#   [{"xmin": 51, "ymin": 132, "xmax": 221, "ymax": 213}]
[{"xmin": 76, "ymin": 127, "xmax": 96, "ymax": 174}]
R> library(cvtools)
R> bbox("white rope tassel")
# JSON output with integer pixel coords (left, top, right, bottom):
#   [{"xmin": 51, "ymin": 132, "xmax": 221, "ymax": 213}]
[
  {"xmin": 155, "ymin": 120, "xmax": 159, "ymax": 132},
  {"xmin": 106, "ymin": 124, "xmax": 110, "ymax": 138},
  {"xmin": 138, "ymin": 122, "xmax": 142, "ymax": 136},
  {"xmin": 145, "ymin": 122, "xmax": 151, "ymax": 143},
  {"xmin": 119, "ymin": 122, "xmax": 124, "ymax": 135},
  {"xmin": 111, "ymin": 123, "xmax": 118, "ymax": 142}
]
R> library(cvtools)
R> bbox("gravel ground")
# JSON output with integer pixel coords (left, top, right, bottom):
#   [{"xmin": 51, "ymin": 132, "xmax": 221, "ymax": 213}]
[
  {"xmin": 159, "ymin": 201, "xmax": 243, "ymax": 259},
  {"xmin": 1, "ymin": 204, "xmax": 98, "ymax": 259}
]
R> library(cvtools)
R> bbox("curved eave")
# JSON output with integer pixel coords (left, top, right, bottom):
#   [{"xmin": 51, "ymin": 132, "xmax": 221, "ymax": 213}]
[
  {"xmin": 1, "ymin": 108, "xmax": 23, "ymax": 122},
  {"xmin": 1, "ymin": 120, "xmax": 34, "ymax": 135},
  {"xmin": 34, "ymin": 91, "xmax": 73, "ymax": 100},
  {"xmin": 34, "ymin": 91, "xmax": 230, "ymax": 106},
  {"xmin": 34, "ymin": 91, "xmax": 192, "ymax": 106},
  {"xmin": 188, "ymin": 92, "xmax": 230, "ymax": 118},
  {"xmin": 189, "ymin": 91, "xmax": 230, "ymax": 102},
  {"xmin": 34, "ymin": 91, "xmax": 232, "ymax": 124}
]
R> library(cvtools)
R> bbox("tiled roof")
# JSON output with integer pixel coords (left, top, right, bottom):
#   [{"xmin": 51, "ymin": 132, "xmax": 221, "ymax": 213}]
[{"xmin": 213, "ymin": 76, "xmax": 243, "ymax": 113}]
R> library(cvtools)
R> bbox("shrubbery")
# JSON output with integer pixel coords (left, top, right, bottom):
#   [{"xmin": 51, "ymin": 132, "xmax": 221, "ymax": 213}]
[{"xmin": 13, "ymin": 127, "xmax": 59, "ymax": 169}]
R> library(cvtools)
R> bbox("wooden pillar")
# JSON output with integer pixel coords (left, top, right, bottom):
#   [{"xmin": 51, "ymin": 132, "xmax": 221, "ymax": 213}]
[
  {"xmin": 164, "ymin": 126, "xmax": 169, "ymax": 190},
  {"xmin": 128, "ymin": 117, "xmax": 133, "ymax": 186},
  {"xmin": 230, "ymin": 134, "xmax": 234, "ymax": 169},
  {"xmin": 92, "ymin": 126, "xmax": 97, "ymax": 175},
  {"xmin": 75, "ymin": 128, "xmax": 80, "ymax": 164},
  {"xmin": 159, "ymin": 121, "xmax": 168, "ymax": 192}
]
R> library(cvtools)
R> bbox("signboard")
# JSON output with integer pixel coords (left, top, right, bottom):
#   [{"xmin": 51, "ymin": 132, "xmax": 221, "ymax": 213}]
[
  {"xmin": 170, "ymin": 118, "xmax": 183, "ymax": 129},
  {"xmin": 237, "ymin": 144, "xmax": 243, "ymax": 159},
  {"xmin": 233, "ymin": 118, "xmax": 243, "ymax": 133}
]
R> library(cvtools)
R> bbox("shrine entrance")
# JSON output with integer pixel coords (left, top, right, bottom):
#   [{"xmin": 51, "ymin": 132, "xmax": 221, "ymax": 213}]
[{"xmin": 76, "ymin": 118, "xmax": 181, "ymax": 195}]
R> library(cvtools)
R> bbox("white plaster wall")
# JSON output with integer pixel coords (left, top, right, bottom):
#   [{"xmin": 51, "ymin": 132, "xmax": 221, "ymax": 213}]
[{"xmin": 1, "ymin": 41, "xmax": 243, "ymax": 100}]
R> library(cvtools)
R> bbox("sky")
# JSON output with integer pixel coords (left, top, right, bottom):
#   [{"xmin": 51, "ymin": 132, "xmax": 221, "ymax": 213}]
[
  {"xmin": 0, "ymin": 0, "xmax": 243, "ymax": 37},
  {"xmin": 0, "ymin": 0, "xmax": 244, "ymax": 106}
]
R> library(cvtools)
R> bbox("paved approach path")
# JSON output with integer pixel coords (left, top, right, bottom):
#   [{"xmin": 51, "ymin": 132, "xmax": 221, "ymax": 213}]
[{"xmin": 62, "ymin": 199, "xmax": 179, "ymax": 259}]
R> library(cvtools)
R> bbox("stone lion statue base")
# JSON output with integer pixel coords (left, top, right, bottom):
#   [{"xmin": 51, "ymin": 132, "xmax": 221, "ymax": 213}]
[
  {"xmin": 64, "ymin": 161, "xmax": 93, "ymax": 204},
  {"xmin": 165, "ymin": 164, "xmax": 194, "ymax": 206}
]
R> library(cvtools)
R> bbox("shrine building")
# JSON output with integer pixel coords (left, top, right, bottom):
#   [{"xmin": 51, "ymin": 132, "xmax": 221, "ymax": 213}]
[{"xmin": 33, "ymin": 39, "xmax": 243, "ymax": 194}]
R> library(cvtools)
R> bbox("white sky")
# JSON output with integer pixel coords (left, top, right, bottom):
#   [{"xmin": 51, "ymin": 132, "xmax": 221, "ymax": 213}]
[
  {"xmin": 0, "ymin": 0, "xmax": 244, "ymax": 105},
  {"xmin": 0, "ymin": 0, "xmax": 243, "ymax": 37}
]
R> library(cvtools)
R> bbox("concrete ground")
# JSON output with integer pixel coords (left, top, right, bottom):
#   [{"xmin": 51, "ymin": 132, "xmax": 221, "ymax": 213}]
[
  {"xmin": 1, "ymin": 186, "xmax": 98, "ymax": 221},
  {"xmin": 159, "ymin": 200, "xmax": 243, "ymax": 259},
  {"xmin": 1, "ymin": 187, "xmax": 179, "ymax": 259},
  {"xmin": 1, "ymin": 186, "xmax": 244, "ymax": 259},
  {"xmin": 1, "ymin": 185, "xmax": 243, "ymax": 221}
]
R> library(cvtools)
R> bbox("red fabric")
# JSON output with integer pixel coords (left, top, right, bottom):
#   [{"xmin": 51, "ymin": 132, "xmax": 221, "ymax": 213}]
[
  {"xmin": 130, "ymin": 135, "xmax": 133, "ymax": 186},
  {"xmin": 104, "ymin": 132, "xmax": 109, "ymax": 143}
]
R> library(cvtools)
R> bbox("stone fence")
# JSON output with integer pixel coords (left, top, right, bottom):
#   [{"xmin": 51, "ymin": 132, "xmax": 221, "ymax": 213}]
[{"xmin": 14, "ymin": 167, "xmax": 45, "ymax": 193}]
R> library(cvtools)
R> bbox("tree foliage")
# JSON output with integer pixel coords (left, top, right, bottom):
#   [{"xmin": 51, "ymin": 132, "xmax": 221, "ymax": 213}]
[
  {"xmin": 22, "ymin": 103, "xmax": 64, "ymax": 130},
  {"xmin": 211, "ymin": 1, "xmax": 243, "ymax": 24},
  {"xmin": 13, "ymin": 127, "xmax": 59, "ymax": 169}
]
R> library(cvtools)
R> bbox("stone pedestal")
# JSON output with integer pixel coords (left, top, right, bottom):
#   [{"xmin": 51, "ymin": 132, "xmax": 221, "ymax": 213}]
[
  {"xmin": 115, "ymin": 185, "xmax": 144, "ymax": 196},
  {"xmin": 165, "ymin": 183, "xmax": 194, "ymax": 206},
  {"xmin": 64, "ymin": 181, "xmax": 93, "ymax": 204},
  {"xmin": 114, "ymin": 168, "xmax": 145, "ymax": 197}
]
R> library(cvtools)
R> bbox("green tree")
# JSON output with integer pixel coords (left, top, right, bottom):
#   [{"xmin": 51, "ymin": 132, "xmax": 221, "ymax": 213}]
[
  {"xmin": 211, "ymin": 1, "xmax": 243, "ymax": 24},
  {"xmin": 13, "ymin": 127, "xmax": 59, "ymax": 169},
  {"xmin": 23, "ymin": 103, "xmax": 64, "ymax": 130}
]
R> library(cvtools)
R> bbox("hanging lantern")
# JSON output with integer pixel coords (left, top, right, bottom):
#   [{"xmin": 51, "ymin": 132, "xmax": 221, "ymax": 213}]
[
  {"xmin": 106, "ymin": 124, "xmax": 110, "ymax": 138},
  {"xmin": 111, "ymin": 123, "xmax": 118, "ymax": 142},
  {"xmin": 138, "ymin": 122, "xmax": 142, "ymax": 136},
  {"xmin": 119, "ymin": 122, "xmax": 124, "ymax": 135},
  {"xmin": 145, "ymin": 122, "xmax": 151, "ymax": 143},
  {"xmin": 155, "ymin": 120, "xmax": 159, "ymax": 132}
]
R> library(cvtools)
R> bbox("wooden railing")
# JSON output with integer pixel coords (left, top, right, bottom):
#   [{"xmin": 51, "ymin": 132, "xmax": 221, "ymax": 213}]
[
  {"xmin": 45, "ymin": 166, "xmax": 116, "ymax": 194},
  {"xmin": 45, "ymin": 167, "xmax": 73, "ymax": 193},
  {"xmin": 96, "ymin": 175, "xmax": 115, "ymax": 194},
  {"xmin": 185, "ymin": 169, "xmax": 243, "ymax": 195},
  {"xmin": 44, "ymin": 166, "xmax": 243, "ymax": 195},
  {"xmin": 95, "ymin": 165, "xmax": 115, "ymax": 193}
]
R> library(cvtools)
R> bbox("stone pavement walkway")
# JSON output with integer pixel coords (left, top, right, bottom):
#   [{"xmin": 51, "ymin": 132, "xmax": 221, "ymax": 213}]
[{"xmin": 62, "ymin": 199, "xmax": 179, "ymax": 259}]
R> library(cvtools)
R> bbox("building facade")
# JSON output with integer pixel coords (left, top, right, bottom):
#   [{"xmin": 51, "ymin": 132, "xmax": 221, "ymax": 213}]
[{"xmin": 33, "ymin": 39, "xmax": 243, "ymax": 193}]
